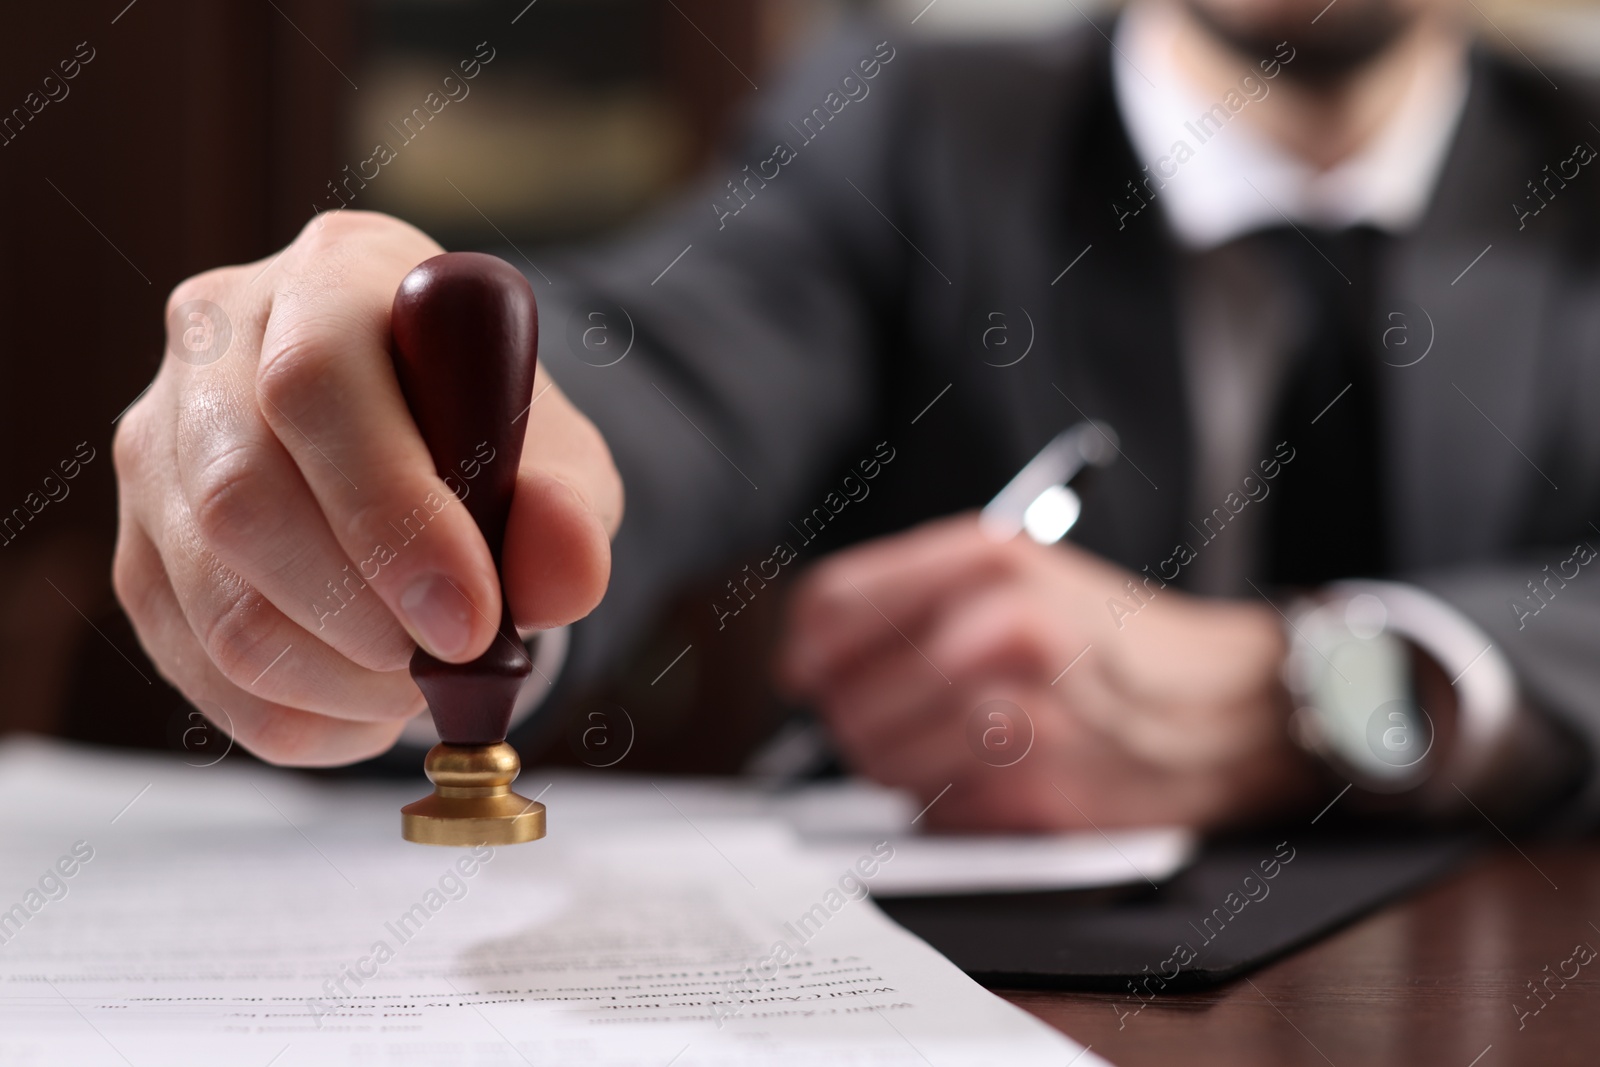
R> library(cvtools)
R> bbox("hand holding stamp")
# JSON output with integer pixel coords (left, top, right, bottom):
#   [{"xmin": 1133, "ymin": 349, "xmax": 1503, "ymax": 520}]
[{"xmin": 390, "ymin": 252, "xmax": 545, "ymax": 846}]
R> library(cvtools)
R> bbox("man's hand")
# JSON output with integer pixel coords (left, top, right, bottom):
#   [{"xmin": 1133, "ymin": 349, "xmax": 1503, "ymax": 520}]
[
  {"xmin": 114, "ymin": 211, "xmax": 622, "ymax": 766},
  {"xmin": 779, "ymin": 516, "xmax": 1320, "ymax": 832}
]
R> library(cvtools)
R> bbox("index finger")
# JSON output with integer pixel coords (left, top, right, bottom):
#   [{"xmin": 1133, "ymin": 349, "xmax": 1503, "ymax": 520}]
[
  {"xmin": 781, "ymin": 514, "xmax": 1015, "ymax": 690},
  {"xmin": 252, "ymin": 214, "xmax": 503, "ymax": 662}
]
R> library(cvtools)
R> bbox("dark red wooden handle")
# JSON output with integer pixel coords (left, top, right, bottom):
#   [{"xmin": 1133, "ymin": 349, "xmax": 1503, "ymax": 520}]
[{"xmin": 390, "ymin": 252, "xmax": 537, "ymax": 745}]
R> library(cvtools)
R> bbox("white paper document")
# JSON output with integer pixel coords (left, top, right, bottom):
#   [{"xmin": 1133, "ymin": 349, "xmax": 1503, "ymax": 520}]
[{"xmin": 0, "ymin": 740, "xmax": 1109, "ymax": 1066}]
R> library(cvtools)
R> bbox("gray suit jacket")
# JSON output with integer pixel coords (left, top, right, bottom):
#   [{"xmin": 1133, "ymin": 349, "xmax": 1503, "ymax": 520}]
[{"xmin": 528, "ymin": 20, "xmax": 1600, "ymax": 823}]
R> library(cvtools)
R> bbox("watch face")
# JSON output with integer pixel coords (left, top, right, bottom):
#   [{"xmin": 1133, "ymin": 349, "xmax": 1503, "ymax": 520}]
[
  {"xmin": 1363, "ymin": 695, "xmax": 1433, "ymax": 776},
  {"xmin": 1300, "ymin": 604, "xmax": 1435, "ymax": 791}
]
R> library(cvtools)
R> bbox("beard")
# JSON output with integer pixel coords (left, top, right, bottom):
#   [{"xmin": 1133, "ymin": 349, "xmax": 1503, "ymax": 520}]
[{"xmin": 1181, "ymin": 0, "xmax": 1421, "ymax": 85}]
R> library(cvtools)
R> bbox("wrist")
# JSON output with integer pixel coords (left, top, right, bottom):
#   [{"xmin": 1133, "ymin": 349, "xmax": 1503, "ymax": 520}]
[
  {"xmin": 1186, "ymin": 599, "xmax": 1328, "ymax": 826},
  {"xmin": 1216, "ymin": 609, "xmax": 1329, "ymax": 828}
]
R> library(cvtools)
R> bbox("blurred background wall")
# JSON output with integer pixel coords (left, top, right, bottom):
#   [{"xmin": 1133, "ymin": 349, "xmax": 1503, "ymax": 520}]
[{"xmin": 1, "ymin": 0, "xmax": 1594, "ymax": 771}]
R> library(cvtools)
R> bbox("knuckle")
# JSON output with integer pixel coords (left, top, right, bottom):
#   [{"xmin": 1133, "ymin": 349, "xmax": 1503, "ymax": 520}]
[
  {"xmin": 164, "ymin": 270, "xmax": 222, "ymax": 323},
  {"xmin": 200, "ymin": 589, "xmax": 276, "ymax": 689},
  {"xmin": 315, "ymin": 594, "xmax": 414, "ymax": 673},
  {"xmin": 110, "ymin": 536, "xmax": 151, "ymax": 622},
  {"xmin": 163, "ymin": 267, "xmax": 242, "ymax": 334},
  {"xmin": 292, "ymin": 209, "xmax": 430, "ymax": 268},
  {"xmin": 109, "ymin": 545, "xmax": 134, "ymax": 610},
  {"xmin": 111, "ymin": 405, "xmax": 148, "ymax": 483},
  {"xmin": 189, "ymin": 443, "xmax": 277, "ymax": 551},
  {"xmin": 296, "ymin": 207, "xmax": 388, "ymax": 246},
  {"xmin": 256, "ymin": 327, "xmax": 336, "ymax": 417},
  {"xmin": 345, "ymin": 499, "xmax": 428, "ymax": 572}
]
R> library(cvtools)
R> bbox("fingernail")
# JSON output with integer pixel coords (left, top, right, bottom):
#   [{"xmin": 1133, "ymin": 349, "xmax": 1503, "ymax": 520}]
[{"xmin": 400, "ymin": 573, "xmax": 474, "ymax": 659}]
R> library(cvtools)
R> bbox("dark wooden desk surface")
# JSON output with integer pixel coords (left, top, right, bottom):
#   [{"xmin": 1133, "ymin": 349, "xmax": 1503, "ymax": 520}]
[{"xmin": 1000, "ymin": 846, "xmax": 1600, "ymax": 1066}]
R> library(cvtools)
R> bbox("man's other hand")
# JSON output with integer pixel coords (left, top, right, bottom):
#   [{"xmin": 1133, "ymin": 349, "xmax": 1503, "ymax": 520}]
[{"xmin": 779, "ymin": 515, "xmax": 1319, "ymax": 832}]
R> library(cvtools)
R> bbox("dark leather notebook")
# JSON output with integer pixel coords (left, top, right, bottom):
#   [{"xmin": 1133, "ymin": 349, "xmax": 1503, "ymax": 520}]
[{"xmin": 877, "ymin": 833, "xmax": 1477, "ymax": 991}]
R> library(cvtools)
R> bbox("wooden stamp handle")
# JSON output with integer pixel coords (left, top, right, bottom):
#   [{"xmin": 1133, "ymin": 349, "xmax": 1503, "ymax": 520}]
[{"xmin": 389, "ymin": 253, "xmax": 537, "ymax": 745}]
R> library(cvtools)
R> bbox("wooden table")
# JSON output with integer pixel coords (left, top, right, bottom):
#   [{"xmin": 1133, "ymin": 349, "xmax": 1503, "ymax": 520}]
[{"xmin": 1000, "ymin": 846, "xmax": 1600, "ymax": 1066}]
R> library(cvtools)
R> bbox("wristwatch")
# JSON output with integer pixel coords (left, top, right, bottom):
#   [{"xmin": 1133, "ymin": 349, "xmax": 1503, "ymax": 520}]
[{"xmin": 1282, "ymin": 581, "xmax": 1518, "ymax": 796}]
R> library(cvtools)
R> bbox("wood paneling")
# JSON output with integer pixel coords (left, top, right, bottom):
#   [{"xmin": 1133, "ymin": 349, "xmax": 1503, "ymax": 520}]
[{"xmin": 0, "ymin": 0, "xmax": 356, "ymax": 742}]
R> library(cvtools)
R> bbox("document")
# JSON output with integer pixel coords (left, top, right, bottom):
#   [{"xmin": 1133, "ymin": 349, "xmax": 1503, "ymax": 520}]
[{"xmin": 0, "ymin": 740, "xmax": 1108, "ymax": 1066}]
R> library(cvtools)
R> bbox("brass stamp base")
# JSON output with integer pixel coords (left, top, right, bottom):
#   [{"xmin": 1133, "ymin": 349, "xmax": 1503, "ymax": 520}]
[{"xmin": 401, "ymin": 741, "xmax": 547, "ymax": 847}]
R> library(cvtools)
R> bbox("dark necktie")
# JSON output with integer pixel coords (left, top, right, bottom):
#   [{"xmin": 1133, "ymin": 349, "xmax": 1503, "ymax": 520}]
[{"xmin": 1258, "ymin": 225, "xmax": 1389, "ymax": 587}]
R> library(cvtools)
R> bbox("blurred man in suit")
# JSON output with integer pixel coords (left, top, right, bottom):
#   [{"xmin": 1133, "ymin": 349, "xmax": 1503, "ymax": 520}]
[{"xmin": 112, "ymin": 0, "xmax": 1598, "ymax": 830}]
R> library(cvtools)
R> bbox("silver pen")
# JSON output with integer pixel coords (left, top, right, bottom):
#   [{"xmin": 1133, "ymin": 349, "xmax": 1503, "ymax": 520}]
[{"xmin": 979, "ymin": 420, "xmax": 1120, "ymax": 545}]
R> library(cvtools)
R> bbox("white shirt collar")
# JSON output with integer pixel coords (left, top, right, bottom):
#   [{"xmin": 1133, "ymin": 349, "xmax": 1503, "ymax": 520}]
[{"xmin": 1111, "ymin": 1, "xmax": 1471, "ymax": 250}]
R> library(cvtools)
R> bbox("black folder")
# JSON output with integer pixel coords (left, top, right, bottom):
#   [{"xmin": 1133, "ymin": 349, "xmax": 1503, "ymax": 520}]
[{"xmin": 878, "ymin": 833, "xmax": 1476, "ymax": 991}]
